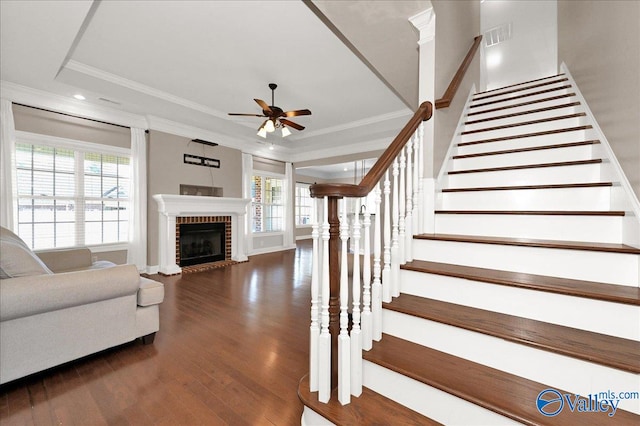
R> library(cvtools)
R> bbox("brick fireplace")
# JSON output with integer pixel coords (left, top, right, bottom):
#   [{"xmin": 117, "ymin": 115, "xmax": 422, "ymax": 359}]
[{"xmin": 153, "ymin": 195, "xmax": 250, "ymax": 275}]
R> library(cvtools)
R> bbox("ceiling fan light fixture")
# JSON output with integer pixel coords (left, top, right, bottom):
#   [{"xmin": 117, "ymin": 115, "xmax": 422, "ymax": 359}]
[
  {"xmin": 257, "ymin": 127, "xmax": 267, "ymax": 138},
  {"xmin": 281, "ymin": 126, "xmax": 292, "ymax": 138},
  {"xmin": 265, "ymin": 119, "xmax": 275, "ymax": 133}
]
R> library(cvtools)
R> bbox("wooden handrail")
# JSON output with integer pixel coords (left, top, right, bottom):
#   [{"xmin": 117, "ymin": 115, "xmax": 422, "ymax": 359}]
[
  {"xmin": 310, "ymin": 101, "xmax": 433, "ymax": 199},
  {"xmin": 435, "ymin": 35, "xmax": 483, "ymax": 110}
]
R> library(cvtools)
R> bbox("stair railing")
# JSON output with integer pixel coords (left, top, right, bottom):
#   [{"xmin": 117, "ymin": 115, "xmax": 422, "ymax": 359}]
[
  {"xmin": 308, "ymin": 101, "xmax": 433, "ymax": 405},
  {"xmin": 435, "ymin": 35, "xmax": 482, "ymax": 109}
]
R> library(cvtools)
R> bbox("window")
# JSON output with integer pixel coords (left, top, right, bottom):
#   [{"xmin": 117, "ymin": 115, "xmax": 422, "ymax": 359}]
[
  {"xmin": 251, "ymin": 174, "xmax": 284, "ymax": 232},
  {"xmin": 15, "ymin": 133, "xmax": 131, "ymax": 250},
  {"xmin": 295, "ymin": 183, "xmax": 312, "ymax": 226}
]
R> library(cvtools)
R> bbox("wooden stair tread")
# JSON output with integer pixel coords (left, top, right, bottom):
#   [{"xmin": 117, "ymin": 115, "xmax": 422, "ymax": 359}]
[
  {"xmin": 435, "ymin": 210, "xmax": 625, "ymax": 216},
  {"xmin": 401, "ymin": 259, "xmax": 640, "ymax": 305},
  {"xmin": 443, "ymin": 182, "xmax": 612, "ymax": 193},
  {"xmin": 384, "ymin": 294, "xmax": 640, "ymax": 372},
  {"xmin": 414, "ymin": 233, "xmax": 640, "ymax": 254},
  {"xmin": 473, "ymin": 78, "xmax": 569, "ymax": 101},
  {"xmin": 467, "ymin": 93, "xmax": 576, "ymax": 117},
  {"xmin": 297, "ymin": 374, "xmax": 439, "ymax": 426},
  {"xmin": 448, "ymin": 158, "xmax": 602, "ymax": 175},
  {"xmin": 465, "ymin": 101, "xmax": 581, "ymax": 125},
  {"xmin": 453, "ymin": 140, "xmax": 600, "ymax": 159},
  {"xmin": 470, "ymin": 85, "xmax": 573, "ymax": 109},
  {"xmin": 461, "ymin": 113, "xmax": 586, "ymax": 135},
  {"xmin": 474, "ymin": 74, "xmax": 565, "ymax": 96},
  {"xmin": 364, "ymin": 335, "xmax": 640, "ymax": 425},
  {"xmin": 458, "ymin": 125, "xmax": 593, "ymax": 147}
]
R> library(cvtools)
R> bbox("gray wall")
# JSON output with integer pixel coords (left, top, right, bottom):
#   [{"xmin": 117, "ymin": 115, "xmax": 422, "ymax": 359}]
[
  {"xmin": 432, "ymin": 0, "xmax": 481, "ymax": 178},
  {"xmin": 558, "ymin": 0, "xmax": 640, "ymax": 200},
  {"xmin": 147, "ymin": 130, "xmax": 243, "ymax": 265}
]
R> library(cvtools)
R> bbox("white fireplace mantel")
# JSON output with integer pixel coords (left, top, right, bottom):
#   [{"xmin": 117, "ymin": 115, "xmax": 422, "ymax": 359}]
[{"xmin": 153, "ymin": 194, "xmax": 250, "ymax": 274}]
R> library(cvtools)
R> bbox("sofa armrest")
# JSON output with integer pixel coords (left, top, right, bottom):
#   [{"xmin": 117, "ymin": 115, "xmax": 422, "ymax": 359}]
[
  {"xmin": 0, "ymin": 264, "xmax": 140, "ymax": 322},
  {"xmin": 35, "ymin": 247, "xmax": 93, "ymax": 273}
]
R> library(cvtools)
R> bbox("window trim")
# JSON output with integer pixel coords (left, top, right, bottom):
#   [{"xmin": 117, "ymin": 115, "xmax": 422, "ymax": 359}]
[
  {"xmin": 295, "ymin": 181, "xmax": 313, "ymax": 227},
  {"xmin": 251, "ymin": 171, "xmax": 286, "ymax": 234}
]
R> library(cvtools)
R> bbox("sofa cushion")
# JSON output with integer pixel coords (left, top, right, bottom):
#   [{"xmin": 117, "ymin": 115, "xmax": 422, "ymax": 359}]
[
  {"xmin": 0, "ymin": 227, "xmax": 52, "ymax": 279},
  {"xmin": 137, "ymin": 277, "xmax": 165, "ymax": 306}
]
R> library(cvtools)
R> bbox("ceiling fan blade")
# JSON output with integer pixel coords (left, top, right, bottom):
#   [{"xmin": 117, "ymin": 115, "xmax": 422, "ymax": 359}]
[
  {"xmin": 254, "ymin": 99, "xmax": 272, "ymax": 114},
  {"xmin": 280, "ymin": 118, "xmax": 305, "ymax": 131},
  {"xmin": 228, "ymin": 113, "xmax": 265, "ymax": 117},
  {"xmin": 283, "ymin": 109, "xmax": 312, "ymax": 117}
]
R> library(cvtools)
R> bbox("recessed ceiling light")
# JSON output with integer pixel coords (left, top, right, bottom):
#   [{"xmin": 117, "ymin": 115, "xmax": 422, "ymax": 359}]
[
  {"xmin": 343, "ymin": 167, "xmax": 348, "ymax": 171},
  {"xmin": 269, "ymin": 145, "xmax": 275, "ymax": 150},
  {"xmin": 73, "ymin": 94, "xmax": 86, "ymax": 100}
]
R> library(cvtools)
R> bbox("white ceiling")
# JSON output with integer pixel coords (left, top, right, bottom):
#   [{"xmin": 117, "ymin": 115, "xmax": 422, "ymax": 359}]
[{"xmin": 0, "ymin": 0, "xmax": 414, "ymax": 162}]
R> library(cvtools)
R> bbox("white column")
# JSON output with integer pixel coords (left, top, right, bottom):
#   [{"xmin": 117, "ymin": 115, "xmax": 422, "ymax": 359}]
[{"xmin": 409, "ymin": 9, "xmax": 436, "ymax": 235}]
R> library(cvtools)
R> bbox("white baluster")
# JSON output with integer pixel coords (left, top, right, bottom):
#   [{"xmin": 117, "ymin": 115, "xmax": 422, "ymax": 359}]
[
  {"xmin": 350, "ymin": 199, "xmax": 362, "ymax": 397},
  {"xmin": 372, "ymin": 182, "xmax": 383, "ymax": 341},
  {"xmin": 391, "ymin": 157, "xmax": 400, "ymax": 297},
  {"xmin": 309, "ymin": 197, "xmax": 320, "ymax": 392},
  {"xmin": 361, "ymin": 198, "xmax": 372, "ymax": 350},
  {"xmin": 318, "ymin": 196, "xmax": 331, "ymax": 403},
  {"xmin": 338, "ymin": 199, "xmax": 350, "ymax": 404},
  {"xmin": 405, "ymin": 142, "xmax": 413, "ymax": 262},
  {"xmin": 417, "ymin": 122, "xmax": 425, "ymax": 235},
  {"xmin": 382, "ymin": 170, "xmax": 392, "ymax": 303},
  {"xmin": 412, "ymin": 132, "xmax": 420, "ymax": 238},
  {"xmin": 398, "ymin": 149, "xmax": 406, "ymax": 265}
]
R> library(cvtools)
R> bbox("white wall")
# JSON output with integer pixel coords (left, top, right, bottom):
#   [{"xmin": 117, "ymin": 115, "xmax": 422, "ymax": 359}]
[{"xmin": 481, "ymin": 0, "xmax": 557, "ymax": 91}]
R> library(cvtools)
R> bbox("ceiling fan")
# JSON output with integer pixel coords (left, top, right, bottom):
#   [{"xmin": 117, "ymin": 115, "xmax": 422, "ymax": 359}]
[{"xmin": 228, "ymin": 83, "xmax": 311, "ymax": 138}]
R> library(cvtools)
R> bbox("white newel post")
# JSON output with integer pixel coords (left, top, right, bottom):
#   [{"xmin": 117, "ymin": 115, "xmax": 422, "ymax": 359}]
[{"xmin": 410, "ymin": 9, "xmax": 436, "ymax": 234}]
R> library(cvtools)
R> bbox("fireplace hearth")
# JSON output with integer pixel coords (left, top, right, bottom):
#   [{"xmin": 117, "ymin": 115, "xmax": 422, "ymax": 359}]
[{"xmin": 178, "ymin": 222, "xmax": 225, "ymax": 266}]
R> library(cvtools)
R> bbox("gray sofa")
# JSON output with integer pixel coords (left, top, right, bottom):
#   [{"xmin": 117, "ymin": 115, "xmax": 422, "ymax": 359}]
[{"xmin": 0, "ymin": 226, "xmax": 164, "ymax": 385}]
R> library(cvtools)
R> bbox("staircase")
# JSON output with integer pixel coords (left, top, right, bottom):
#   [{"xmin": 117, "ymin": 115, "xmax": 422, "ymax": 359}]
[{"xmin": 299, "ymin": 73, "xmax": 640, "ymax": 425}]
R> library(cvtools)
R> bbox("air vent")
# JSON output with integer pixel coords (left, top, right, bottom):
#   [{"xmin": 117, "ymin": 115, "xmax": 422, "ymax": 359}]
[
  {"xmin": 98, "ymin": 97, "xmax": 121, "ymax": 105},
  {"xmin": 484, "ymin": 23, "xmax": 513, "ymax": 47}
]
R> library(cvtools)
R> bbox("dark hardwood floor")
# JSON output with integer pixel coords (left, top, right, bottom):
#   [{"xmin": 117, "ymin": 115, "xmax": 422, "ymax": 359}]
[{"xmin": 0, "ymin": 241, "xmax": 314, "ymax": 425}]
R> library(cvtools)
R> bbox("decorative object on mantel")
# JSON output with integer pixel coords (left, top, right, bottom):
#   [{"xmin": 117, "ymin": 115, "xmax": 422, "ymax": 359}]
[
  {"xmin": 184, "ymin": 153, "xmax": 220, "ymax": 168},
  {"xmin": 228, "ymin": 83, "xmax": 311, "ymax": 138},
  {"xmin": 180, "ymin": 184, "xmax": 223, "ymax": 197}
]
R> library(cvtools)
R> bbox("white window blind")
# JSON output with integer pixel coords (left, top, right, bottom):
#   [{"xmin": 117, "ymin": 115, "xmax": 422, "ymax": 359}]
[{"xmin": 15, "ymin": 132, "xmax": 131, "ymax": 250}]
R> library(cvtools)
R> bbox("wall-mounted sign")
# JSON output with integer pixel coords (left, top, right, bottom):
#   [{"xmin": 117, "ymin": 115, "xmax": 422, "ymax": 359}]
[{"xmin": 184, "ymin": 153, "xmax": 220, "ymax": 168}]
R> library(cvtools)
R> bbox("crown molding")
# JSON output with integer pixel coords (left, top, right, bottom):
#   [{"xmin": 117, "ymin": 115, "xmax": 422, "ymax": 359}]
[
  {"xmin": 409, "ymin": 7, "xmax": 436, "ymax": 45},
  {"xmin": 290, "ymin": 136, "xmax": 390, "ymax": 163},
  {"xmin": 294, "ymin": 108, "xmax": 411, "ymax": 140},
  {"xmin": 0, "ymin": 80, "xmax": 148, "ymax": 129},
  {"xmin": 64, "ymin": 60, "xmax": 231, "ymax": 120}
]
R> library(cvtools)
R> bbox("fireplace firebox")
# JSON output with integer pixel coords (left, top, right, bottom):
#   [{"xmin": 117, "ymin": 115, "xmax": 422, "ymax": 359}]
[{"xmin": 178, "ymin": 222, "xmax": 226, "ymax": 266}]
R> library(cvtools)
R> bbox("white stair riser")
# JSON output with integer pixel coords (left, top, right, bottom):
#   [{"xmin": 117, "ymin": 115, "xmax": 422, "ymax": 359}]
[
  {"xmin": 466, "ymin": 96, "xmax": 578, "ymax": 121},
  {"xmin": 457, "ymin": 129, "xmax": 590, "ymax": 156},
  {"xmin": 362, "ymin": 361, "xmax": 521, "ymax": 425},
  {"xmin": 451, "ymin": 145, "xmax": 596, "ymax": 171},
  {"xmin": 473, "ymin": 77, "xmax": 568, "ymax": 100},
  {"xmin": 472, "ymin": 81, "xmax": 571, "ymax": 105},
  {"xmin": 400, "ymin": 270, "xmax": 640, "ymax": 340},
  {"xmin": 412, "ymin": 239, "xmax": 640, "ymax": 286},
  {"xmin": 382, "ymin": 310, "xmax": 640, "ymax": 415},
  {"xmin": 464, "ymin": 106, "xmax": 581, "ymax": 131},
  {"xmin": 460, "ymin": 117, "xmax": 586, "ymax": 143},
  {"xmin": 469, "ymin": 87, "xmax": 572, "ymax": 110},
  {"xmin": 301, "ymin": 407, "xmax": 336, "ymax": 426},
  {"xmin": 440, "ymin": 186, "xmax": 611, "ymax": 211},
  {"xmin": 435, "ymin": 213, "xmax": 622, "ymax": 244},
  {"xmin": 447, "ymin": 163, "xmax": 602, "ymax": 187}
]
